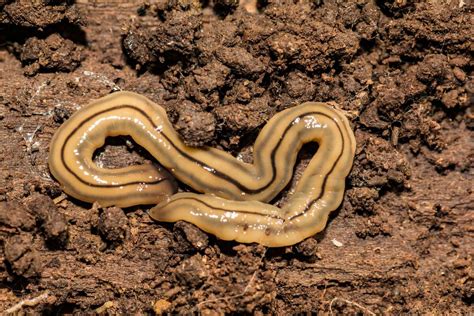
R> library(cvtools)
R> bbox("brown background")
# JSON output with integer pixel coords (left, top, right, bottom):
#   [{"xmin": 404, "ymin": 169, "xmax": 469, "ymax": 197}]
[{"xmin": 0, "ymin": 0, "xmax": 472, "ymax": 314}]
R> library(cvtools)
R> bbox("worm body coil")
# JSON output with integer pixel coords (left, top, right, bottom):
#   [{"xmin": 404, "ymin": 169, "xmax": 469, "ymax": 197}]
[{"xmin": 49, "ymin": 92, "xmax": 356, "ymax": 247}]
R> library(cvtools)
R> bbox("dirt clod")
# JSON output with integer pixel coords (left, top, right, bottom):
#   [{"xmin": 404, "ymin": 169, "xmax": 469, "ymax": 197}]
[
  {"xmin": 98, "ymin": 207, "xmax": 129, "ymax": 243},
  {"xmin": 4, "ymin": 233, "xmax": 41, "ymax": 278},
  {"xmin": 153, "ymin": 299, "xmax": 172, "ymax": 315},
  {"xmin": 174, "ymin": 101, "xmax": 216, "ymax": 146},
  {"xmin": 0, "ymin": 1, "xmax": 81, "ymax": 28},
  {"xmin": 26, "ymin": 194, "xmax": 68, "ymax": 248},
  {"xmin": 19, "ymin": 34, "xmax": 83, "ymax": 76},
  {"xmin": 0, "ymin": 201, "xmax": 36, "ymax": 231},
  {"xmin": 123, "ymin": 11, "xmax": 202, "ymax": 68},
  {"xmin": 173, "ymin": 253, "xmax": 208, "ymax": 287},
  {"xmin": 293, "ymin": 237, "xmax": 319, "ymax": 260},
  {"xmin": 351, "ymin": 132, "xmax": 411, "ymax": 189},
  {"xmin": 173, "ymin": 221, "xmax": 209, "ymax": 251}
]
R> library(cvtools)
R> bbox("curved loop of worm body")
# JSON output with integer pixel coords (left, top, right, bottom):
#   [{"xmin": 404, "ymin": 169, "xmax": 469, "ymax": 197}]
[{"xmin": 48, "ymin": 91, "xmax": 356, "ymax": 247}]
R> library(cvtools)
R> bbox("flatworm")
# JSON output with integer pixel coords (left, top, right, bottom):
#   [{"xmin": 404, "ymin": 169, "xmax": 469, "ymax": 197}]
[{"xmin": 48, "ymin": 92, "xmax": 356, "ymax": 247}]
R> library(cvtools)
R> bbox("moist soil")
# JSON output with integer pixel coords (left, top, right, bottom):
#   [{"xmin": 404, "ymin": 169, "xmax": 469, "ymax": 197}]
[{"xmin": 0, "ymin": 0, "xmax": 472, "ymax": 314}]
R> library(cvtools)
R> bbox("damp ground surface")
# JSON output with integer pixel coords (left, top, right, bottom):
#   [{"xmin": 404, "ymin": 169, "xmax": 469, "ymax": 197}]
[{"xmin": 0, "ymin": 0, "xmax": 472, "ymax": 314}]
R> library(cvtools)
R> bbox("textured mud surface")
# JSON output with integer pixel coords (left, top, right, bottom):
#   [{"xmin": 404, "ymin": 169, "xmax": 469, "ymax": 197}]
[{"xmin": 0, "ymin": 0, "xmax": 473, "ymax": 314}]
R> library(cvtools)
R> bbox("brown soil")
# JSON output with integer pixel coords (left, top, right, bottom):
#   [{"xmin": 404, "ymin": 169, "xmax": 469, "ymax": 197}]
[{"xmin": 0, "ymin": 0, "xmax": 472, "ymax": 314}]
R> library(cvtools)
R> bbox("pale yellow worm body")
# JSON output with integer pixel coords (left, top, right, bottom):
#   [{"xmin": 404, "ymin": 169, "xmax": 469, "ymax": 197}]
[{"xmin": 48, "ymin": 91, "xmax": 356, "ymax": 247}]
